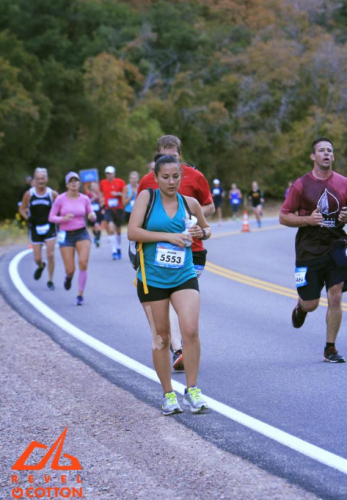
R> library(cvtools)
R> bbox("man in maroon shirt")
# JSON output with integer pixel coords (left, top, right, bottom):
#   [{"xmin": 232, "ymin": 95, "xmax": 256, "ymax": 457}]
[
  {"xmin": 138, "ymin": 135, "xmax": 215, "ymax": 370},
  {"xmin": 280, "ymin": 137, "xmax": 347, "ymax": 363}
]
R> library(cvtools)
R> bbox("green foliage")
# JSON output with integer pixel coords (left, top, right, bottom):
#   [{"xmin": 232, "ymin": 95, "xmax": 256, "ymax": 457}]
[{"xmin": 1, "ymin": 0, "xmax": 347, "ymax": 218}]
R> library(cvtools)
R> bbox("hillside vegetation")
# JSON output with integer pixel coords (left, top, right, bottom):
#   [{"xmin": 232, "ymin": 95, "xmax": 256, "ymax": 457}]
[{"xmin": 1, "ymin": 0, "xmax": 346, "ymax": 216}]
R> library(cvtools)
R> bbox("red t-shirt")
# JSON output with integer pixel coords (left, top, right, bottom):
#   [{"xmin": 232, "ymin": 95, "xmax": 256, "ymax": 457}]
[
  {"xmin": 100, "ymin": 178, "xmax": 126, "ymax": 209},
  {"xmin": 137, "ymin": 164, "xmax": 213, "ymax": 252},
  {"xmin": 281, "ymin": 171, "xmax": 347, "ymax": 262}
]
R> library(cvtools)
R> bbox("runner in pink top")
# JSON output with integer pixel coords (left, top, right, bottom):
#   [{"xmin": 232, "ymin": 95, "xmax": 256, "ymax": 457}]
[
  {"xmin": 49, "ymin": 192, "xmax": 93, "ymax": 231},
  {"xmin": 49, "ymin": 172, "xmax": 96, "ymax": 306}
]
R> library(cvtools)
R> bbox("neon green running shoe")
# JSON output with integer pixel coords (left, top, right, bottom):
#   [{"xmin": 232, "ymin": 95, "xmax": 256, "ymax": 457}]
[
  {"xmin": 162, "ymin": 392, "xmax": 183, "ymax": 416},
  {"xmin": 183, "ymin": 387, "xmax": 209, "ymax": 414}
]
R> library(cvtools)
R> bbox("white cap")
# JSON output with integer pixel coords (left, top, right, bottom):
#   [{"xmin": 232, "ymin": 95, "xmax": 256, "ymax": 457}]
[
  {"xmin": 65, "ymin": 171, "xmax": 80, "ymax": 184},
  {"xmin": 105, "ymin": 166, "xmax": 115, "ymax": 174},
  {"xmin": 213, "ymin": 179, "xmax": 220, "ymax": 185}
]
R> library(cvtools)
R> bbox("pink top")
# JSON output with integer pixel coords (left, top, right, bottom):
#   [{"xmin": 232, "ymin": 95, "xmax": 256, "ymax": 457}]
[{"xmin": 49, "ymin": 192, "xmax": 92, "ymax": 231}]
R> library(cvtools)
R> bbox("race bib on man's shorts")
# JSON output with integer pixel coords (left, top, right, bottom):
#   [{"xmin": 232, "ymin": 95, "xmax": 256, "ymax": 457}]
[
  {"xmin": 36, "ymin": 224, "xmax": 50, "ymax": 235},
  {"xmin": 295, "ymin": 267, "xmax": 308, "ymax": 288}
]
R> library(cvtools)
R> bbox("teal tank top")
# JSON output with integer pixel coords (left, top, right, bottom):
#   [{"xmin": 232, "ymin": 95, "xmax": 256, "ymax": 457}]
[{"xmin": 138, "ymin": 190, "xmax": 196, "ymax": 288}]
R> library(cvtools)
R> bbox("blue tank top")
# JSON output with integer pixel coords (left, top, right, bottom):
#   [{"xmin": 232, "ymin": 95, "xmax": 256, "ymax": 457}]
[
  {"xmin": 230, "ymin": 191, "xmax": 241, "ymax": 204},
  {"xmin": 138, "ymin": 190, "xmax": 196, "ymax": 289},
  {"xmin": 125, "ymin": 184, "xmax": 137, "ymax": 213}
]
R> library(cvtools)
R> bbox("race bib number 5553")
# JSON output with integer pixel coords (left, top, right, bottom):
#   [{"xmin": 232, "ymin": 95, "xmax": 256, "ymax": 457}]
[{"xmin": 154, "ymin": 243, "xmax": 186, "ymax": 268}]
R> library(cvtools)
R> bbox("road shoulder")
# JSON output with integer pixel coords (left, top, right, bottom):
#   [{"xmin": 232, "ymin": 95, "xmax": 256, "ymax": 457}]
[{"xmin": 0, "ymin": 246, "xmax": 320, "ymax": 499}]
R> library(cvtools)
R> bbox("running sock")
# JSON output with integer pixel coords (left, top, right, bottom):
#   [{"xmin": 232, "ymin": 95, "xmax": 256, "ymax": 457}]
[
  {"xmin": 78, "ymin": 270, "xmax": 87, "ymax": 292},
  {"xmin": 326, "ymin": 342, "xmax": 335, "ymax": 349},
  {"xmin": 109, "ymin": 235, "xmax": 117, "ymax": 253},
  {"xmin": 116, "ymin": 234, "xmax": 121, "ymax": 249}
]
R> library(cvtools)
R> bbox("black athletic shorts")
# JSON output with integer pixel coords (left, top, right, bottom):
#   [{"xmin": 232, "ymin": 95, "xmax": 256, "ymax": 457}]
[
  {"xmin": 87, "ymin": 210, "xmax": 104, "ymax": 226},
  {"xmin": 137, "ymin": 277, "xmax": 199, "ymax": 303},
  {"xmin": 296, "ymin": 253, "xmax": 347, "ymax": 301},
  {"xmin": 105, "ymin": 208, "xmax": 124, "ymax": 227},
  {"xmin": 125, "ymin": 211, "xmax": 132, "ymax": 224},
  {"xmin": 29, "ymin": 223, "xmax": 56, "ymax": 244}
]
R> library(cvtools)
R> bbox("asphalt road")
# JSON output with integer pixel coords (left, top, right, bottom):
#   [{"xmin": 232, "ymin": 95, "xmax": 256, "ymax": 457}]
[{"xmin": 2, "ymin": 216, "xmax": 347, "ymax": 500}]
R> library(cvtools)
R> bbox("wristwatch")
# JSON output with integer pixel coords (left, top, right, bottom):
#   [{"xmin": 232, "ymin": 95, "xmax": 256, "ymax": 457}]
[{"xmin": 200, "ymin": 228, "xmax": 207, "ymax": 240}]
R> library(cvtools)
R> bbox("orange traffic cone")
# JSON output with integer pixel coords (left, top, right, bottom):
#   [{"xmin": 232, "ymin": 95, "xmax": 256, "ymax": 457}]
[{"xmin": 241, "ymin": 210, "xmax": 250, "ymax": 232}]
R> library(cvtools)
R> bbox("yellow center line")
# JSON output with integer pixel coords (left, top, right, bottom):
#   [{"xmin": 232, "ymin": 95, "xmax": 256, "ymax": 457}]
[
  {"xmin": 205, "ymin": 261, "xmax": 347, "ymax": 311},
  {"xmin": 210, "ymin": 224, "xmax": 285, "ymax": 239}
]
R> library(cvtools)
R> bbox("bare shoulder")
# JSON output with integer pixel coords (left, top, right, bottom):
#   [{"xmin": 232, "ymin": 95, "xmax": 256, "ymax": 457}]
[
  {"xmin": 184, "ymin": 195, "xmax": 200, "ymax": 210},
  {"xmin": 137, "ymin": 189, "xmax": 151, "ymax": 202}
]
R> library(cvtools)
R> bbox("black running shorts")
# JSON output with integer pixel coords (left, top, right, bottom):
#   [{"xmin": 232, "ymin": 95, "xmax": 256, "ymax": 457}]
[
  {"xmin": 105, "ymin": 208, "xmax": 124, "ymax": 227},
  {"xmin": 296, "ymin": 254, "xmax": 347, "ymax": 301},
  {"xmin": 29, "ymin": 223, "xmax": 56, "ymax": 244},
  {"xmin": 137, "ymin": 277, "xmax": 199, "ymax": 303}
]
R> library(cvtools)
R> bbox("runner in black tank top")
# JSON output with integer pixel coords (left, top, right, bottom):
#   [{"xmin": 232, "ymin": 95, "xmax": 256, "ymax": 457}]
[{"xmin": 19, "ymin": 168, "xmax": 59, "ymax": 290}]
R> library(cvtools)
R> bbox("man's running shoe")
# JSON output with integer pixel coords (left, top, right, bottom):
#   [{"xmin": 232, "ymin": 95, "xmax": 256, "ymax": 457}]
[
  {"xmin": 292, "ymin": 303, "xmax": 307, "ymax": 328},
  {"xmin": 75, "ymin": 295, "xmax": 84, "ymax": 306},
  {"xmin": 112, "ymin": 252, "xmax": 118, "ymax": 260},
  {"xmin": 34, "ymin": 262, "xmax": 46, "ymax": 280},
  {"xmin": 94, "ymin": 237, "xmax": 100, "ymax": 248},
  {"xmin": 324, "ymin": 347, "xmax": 345, "ymax": 363},
  {"xmin": 183, "ymin": 387, "xmax": 209, "ymax": 414},
  {"xmin": 173, "ymin": 349, "xmax": 184, "ymax": 371},
  {"xmin": 64, "ymin": 276, "xmax": 72, "ymax": 290},
  {"xmin": 117, "ymin": 249, "xmax": 122, "ymax": 259},
  {"xmin": 162, "ymin": 392, "xmax": 183, "ymax": 416},
  {"xmin": 47, "ymin": 281, "xmax": 55, "ymax": 291}
]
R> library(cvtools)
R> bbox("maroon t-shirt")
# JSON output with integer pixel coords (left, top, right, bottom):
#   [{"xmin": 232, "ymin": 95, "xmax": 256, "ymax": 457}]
[{"xmin": 281, "ymin": 171, "xmax": 347, "ymax": 262}]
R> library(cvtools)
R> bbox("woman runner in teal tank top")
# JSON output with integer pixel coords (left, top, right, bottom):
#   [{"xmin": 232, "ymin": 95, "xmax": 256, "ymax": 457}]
[{"xmin": 128, "ymin": 155, "xmax": 211, "ymax": 416}]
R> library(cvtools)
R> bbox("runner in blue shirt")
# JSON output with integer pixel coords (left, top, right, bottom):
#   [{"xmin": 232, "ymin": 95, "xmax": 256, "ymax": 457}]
[
  {"xmin": 122, "ymin": 171, "xmax": 139, "ymax": 224},
  {"xmin": 128, "ymin": 155, "xmax": 211, "ymax": 416},
  {"xmin": 229, "ymin": 183, "xmax": 243, "ymax": 220}
]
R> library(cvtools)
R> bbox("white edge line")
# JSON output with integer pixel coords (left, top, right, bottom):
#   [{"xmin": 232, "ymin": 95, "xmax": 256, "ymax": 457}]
[{"xmin": 8, "ymin": 249, "xmax": 347, "ymax": 476}]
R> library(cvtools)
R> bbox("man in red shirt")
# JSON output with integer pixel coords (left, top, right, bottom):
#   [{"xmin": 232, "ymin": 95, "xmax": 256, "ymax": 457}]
[
  {"xmin": 280, "ymin": 137, "xmax": 347, "ymax": 363},
  {"xmin": 100, "ymin": 166, "xmax": 126, "ymax": 260},
  {"xmin": 138, "ymin": 135, "xmax": 215, "ymax": 370}
]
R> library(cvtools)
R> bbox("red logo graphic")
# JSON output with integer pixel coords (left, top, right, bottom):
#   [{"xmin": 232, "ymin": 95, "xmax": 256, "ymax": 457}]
[{"xmin": 12, "ymin": 427, "xmax": 82, "ymax": 471}]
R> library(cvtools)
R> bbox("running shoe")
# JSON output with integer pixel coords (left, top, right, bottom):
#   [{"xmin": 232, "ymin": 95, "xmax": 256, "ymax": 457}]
[
  {"xmin": 117, "ymin": 249, "xmax": 122, "ymax": 259},
  {"xmin": 112, "ymin": 252, "xmax": 118, "ymax": 260},
  {"xmin": 173, "ymin": 349, "xmax": 184, "ymax": 371},
  {"xmin": 34, "ymin": 262, "xmax": 46, "ymax": 280},
  {"xmin": 324, "ymin": 347, "xmax": 345, "ymax": 363},
  {"xmin": 292, "ymin": 303, "xmax": 307, "ymax": 328},
  {"xmin": 95, "ymin": 239, "xmax": 100, "ymax": 248},
  {"xmin": 64, "ymin": 276, "xmax": 72, "ymax": 290},
  {"xmin": 47, "ymin": 281, "xmax": 55, "ymax": 291},
  {"xmin": 183, "ymin": 387, "xmax": 209, "ymax": 414},
  {"xmin": 162, "ymin": 392, "xmax": 183, "ymax": 416},
  {"xmin": 75, "ymin": 295, "xmax": 84, "ymax": 306}
]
